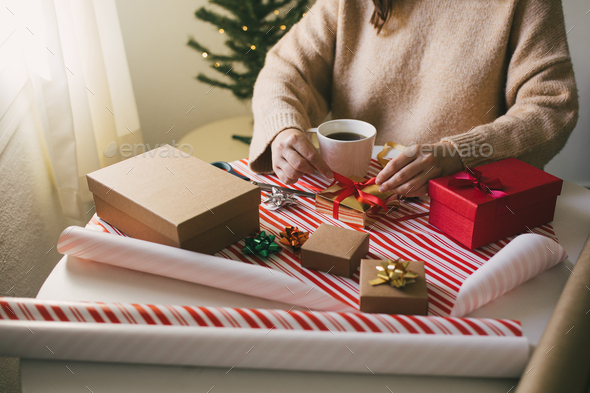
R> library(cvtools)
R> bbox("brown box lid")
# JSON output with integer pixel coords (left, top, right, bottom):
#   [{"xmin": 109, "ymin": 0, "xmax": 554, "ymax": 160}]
[
  {"xmin": 300, "ymin": 223, "xmax": 370, "ymax": 277},
  {"xmin": 359, "ymin": 259, "xmax": 428, "ymax": 315},
  {"xmin": 86, "ymin": 145, "xmax": 260, "ymax": 244}
]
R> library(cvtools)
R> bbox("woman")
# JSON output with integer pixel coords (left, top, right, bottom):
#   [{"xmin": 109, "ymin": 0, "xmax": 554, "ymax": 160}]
[{"xmin": 248, "ymin": 0, "xmax": 578, "ymax": 197}]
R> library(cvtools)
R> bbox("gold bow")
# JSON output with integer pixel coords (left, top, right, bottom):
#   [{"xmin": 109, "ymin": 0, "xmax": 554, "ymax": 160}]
[{"xmin": 369, "ymin": 259, "xmax": 419, "ymax": 288}]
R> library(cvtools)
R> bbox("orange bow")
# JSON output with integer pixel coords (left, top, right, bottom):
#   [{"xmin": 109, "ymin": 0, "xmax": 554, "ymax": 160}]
[{"xmin": 279, "ymin": 226, "xmax": 309, "ymax": 255}]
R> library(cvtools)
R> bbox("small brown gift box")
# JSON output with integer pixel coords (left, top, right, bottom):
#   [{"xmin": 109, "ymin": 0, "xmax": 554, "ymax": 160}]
[
  {"xmin": 359, "ymin": 259, "xmax": 428, "ymax": 315},
  {"xmin": 86, "ymin": 145, "xmax": 260, "ymax": 255},
  {"xmin": 300, "ymin": 223, "xmax": 370, "ymax": 278},
  {"xmin": 315, "ymin": 176, "xmax": 400, "ymax": 228}
]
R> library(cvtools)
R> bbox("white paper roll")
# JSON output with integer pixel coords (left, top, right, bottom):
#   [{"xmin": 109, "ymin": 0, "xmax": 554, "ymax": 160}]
[
  {"xmin": 57, "ymin": 226, "xmax": 355, "ymax": 313},
  {"xmin": 0, "ymin": 320, "xmax": 529, "ymax": 377},
  {"xmin": 451, "ymin": 234, "xmax": 567, "ymax": 317}
]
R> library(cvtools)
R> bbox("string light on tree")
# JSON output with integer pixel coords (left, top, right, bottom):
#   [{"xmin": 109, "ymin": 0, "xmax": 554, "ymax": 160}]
[{"xmin": 187, "ymin": 0, "xmax": 309, "ymax": 100}]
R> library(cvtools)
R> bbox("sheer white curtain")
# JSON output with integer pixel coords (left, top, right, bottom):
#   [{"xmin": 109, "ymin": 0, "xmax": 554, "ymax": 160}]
[{"xmin": 0, "ymin": 0, "xmax": 142, "ymax": 219}]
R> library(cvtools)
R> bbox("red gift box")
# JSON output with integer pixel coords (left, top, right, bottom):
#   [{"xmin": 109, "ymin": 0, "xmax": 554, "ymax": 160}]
[{"xmin": 428, "ymin": 158, "xmax": 562, "ymax": 249}]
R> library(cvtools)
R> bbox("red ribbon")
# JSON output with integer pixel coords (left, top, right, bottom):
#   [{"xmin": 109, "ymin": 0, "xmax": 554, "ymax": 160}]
[
  {"xmin": 448, "ymin": 167, "xmax": 507, "ymax": 198},
  {"xmin": 329, "ymin": 173, "xmax": 388, "ymax": 219}
]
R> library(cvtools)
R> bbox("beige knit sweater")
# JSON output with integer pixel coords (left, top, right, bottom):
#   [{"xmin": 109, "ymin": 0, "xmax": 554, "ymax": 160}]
[{"xmin": 249, "ymin": 0, "xmax": 578, "ymax": 174}]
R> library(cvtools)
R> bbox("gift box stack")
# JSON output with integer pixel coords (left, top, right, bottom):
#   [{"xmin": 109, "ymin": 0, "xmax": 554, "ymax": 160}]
[{"xmin": 86, "ymin": 145, "xmax": 260, "ymax": 255}]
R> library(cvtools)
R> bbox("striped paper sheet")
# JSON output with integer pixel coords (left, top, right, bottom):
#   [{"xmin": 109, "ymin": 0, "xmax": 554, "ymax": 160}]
[
  {"xmin": 85, "ymin": 158, "xmax": 564, "ymax": 317},
  {"xmin": 0, "ymin": 297, "xmax": 522, "ymax": 337}
]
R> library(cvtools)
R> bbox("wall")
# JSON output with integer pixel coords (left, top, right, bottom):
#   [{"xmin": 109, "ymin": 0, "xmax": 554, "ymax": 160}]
[
  {"xmin": 115, "ymin": 0, "xmax": 589, "ymax": 186},
  {"xmin": 544, "ymin": 0, "xmax": 590, "ymax": 187},
  {"xmin": 0, "ymin": 107, "xmax": 77, "ymax": 393},
  {"xmin": 114, "ymin": 0, "xmax": 250, "ymax": 148}
]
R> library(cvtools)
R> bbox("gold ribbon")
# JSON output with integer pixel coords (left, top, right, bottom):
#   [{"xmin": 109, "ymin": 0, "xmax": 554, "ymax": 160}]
[
  {"xmin": 376, "ymin": 142, "xmax": 406, "ymax": 168},
  {"xmin": 317, "ymin": 175, "xmax": 397, "ymax": 214},
  {"xmin": 369, "ymin": 258, "xmax": 419, "ymax": 288}
]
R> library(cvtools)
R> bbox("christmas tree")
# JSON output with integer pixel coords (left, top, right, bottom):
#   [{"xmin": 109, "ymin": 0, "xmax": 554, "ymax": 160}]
[{"xmin": 188, "ymin": 0, "xmax": 309, "ymax": 100}]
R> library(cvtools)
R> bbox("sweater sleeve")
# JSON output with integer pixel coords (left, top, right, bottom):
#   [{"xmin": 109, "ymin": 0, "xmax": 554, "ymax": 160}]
[
  {"xmin": 248, "ymin": 0, "xmax": 338, "ymax": 174},
  {"xmin": 441, "ymin": 0, "xmax": 579, "ymax": 169}
]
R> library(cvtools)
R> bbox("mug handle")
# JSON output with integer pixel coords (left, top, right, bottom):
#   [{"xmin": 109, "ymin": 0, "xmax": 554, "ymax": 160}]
[{"xmin": 304, "ymin": 128, "xmax": 319, "ymax": 145}]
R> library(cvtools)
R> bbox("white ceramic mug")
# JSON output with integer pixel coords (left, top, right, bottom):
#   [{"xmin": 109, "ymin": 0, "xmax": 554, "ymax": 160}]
[{"xmin": 307, "ymin": 119, "xmax": 376, "ymax": 178}]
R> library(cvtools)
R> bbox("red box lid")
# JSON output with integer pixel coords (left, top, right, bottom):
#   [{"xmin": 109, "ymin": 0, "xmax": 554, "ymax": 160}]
[{"xmin": 428, "ymin": 158, "xmax": 562, "ymax": 223}]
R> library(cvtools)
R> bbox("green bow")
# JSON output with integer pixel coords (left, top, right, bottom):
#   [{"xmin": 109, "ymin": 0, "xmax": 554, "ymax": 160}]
[{"xmin": 243, "ymin": 231, "xmax": 282, "ymax": 258}]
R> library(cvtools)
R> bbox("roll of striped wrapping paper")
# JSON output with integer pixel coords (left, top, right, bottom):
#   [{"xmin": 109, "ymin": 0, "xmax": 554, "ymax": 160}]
[
  {"xmin": 78, "ymin": 158, "xmax": 566, "ymax": 318},
  {"xmin": 0, "ymin": 297, "xmax": 522, "ymax": 336},
  {"xmin": 0, "ymin": 297, "xmax": 530, "ymax": 377}
]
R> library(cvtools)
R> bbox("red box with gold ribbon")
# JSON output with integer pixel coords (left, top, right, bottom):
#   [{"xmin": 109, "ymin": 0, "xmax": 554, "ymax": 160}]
[
  {"xmin": 428, "ymin": 158, "xmax": 562, "ymax": 249},
  {"xmin": 315, "ymin": 174, "xmax": 400, "ymax": 228}
]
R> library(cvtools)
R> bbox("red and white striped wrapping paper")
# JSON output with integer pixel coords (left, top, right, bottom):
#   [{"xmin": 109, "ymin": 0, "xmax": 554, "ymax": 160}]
[
  {"xmin": 0, "ymin": 297, "xmax": 522, "ymax": 337},
  {"xmin": 0, "ymin": 297, "xmax": 530, "ymax": 377},
  {"xmin": 84, "ymin": 158, "xmax": 565, "ymax": 318}
]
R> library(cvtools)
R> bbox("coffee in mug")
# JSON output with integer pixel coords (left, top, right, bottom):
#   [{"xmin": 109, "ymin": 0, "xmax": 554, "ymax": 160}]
[
  {"xmin": 326, "ymin": 132, "xmax": 366, "ymax": 141},
  {"xmin": 306, "ymin": 119, "xmax": 376, "ymax": 178}
]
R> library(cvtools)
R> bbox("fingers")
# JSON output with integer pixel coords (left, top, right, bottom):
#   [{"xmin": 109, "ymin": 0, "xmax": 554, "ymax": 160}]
[
  {"xmin": 391, "ymin": 166, "xmax": 441, "ymax": 196},
  {"xmin": 283, "ymin": 148, "xmax": 317, "ymax": 175},
  {"xmin": 405, "ymin": 183, "xmax": 428, "ymax": 198},
  {"xmin": 274, "ymin": 158, "xmax": 305, "ymax": 185},
  {"xmin": 390, "ymin": 171, "xmax": 427, "ymax": 196},
  {"xmin": 271, "ymin": 128, "xmax": 333, "ymax": 184},
  {"xmin": 273, "ymin": 167, "xmax": 291, "ymax": 184},
  {"xmin": 377, "ymin": 158, "xmax": 423, "ymax": 192},
  {"xmin": 291, "ymin": 137, "xmax": 333, "ymax": 179},
  {"xmin": 375, "ymin": 146, "xmax": 418, "ymax": 186}
]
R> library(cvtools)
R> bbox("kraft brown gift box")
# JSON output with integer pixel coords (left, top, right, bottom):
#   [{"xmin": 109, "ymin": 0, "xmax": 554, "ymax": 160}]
[
  {"xmin": 86, "ymin": 145, "xmax": 260, "ymax": 255},
  {"xmin": 359, "ymin": 259, "xmax": 428, "ymax": 315},
  {"xmin": 300, "ymin": 223, "xmax": 370, "ymax": 278}
]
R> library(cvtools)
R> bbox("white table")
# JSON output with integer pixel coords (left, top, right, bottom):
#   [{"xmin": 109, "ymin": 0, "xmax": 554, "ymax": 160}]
[{"xmin": 22, "ymin": 151, "xmax": 590, "ymax": 393}]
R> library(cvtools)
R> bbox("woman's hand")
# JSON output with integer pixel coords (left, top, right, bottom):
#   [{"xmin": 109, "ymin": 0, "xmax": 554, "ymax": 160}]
[
  {"xmin": 271, "ymin": 128, "xmax": 334, "ymax": 184},
  {"xmin": 375, "ymin": 143, "xmax": 464, "ymax": 197}
]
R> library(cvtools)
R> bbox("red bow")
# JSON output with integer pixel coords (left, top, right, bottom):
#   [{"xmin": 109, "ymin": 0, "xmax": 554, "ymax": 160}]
[
  {"xmin": 329, "ymin": 173, "xmax": 389, "ymax": 219},
  {"xmin": 448, "ymin": 167, "xmax": 507, "ymax": 198}
]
